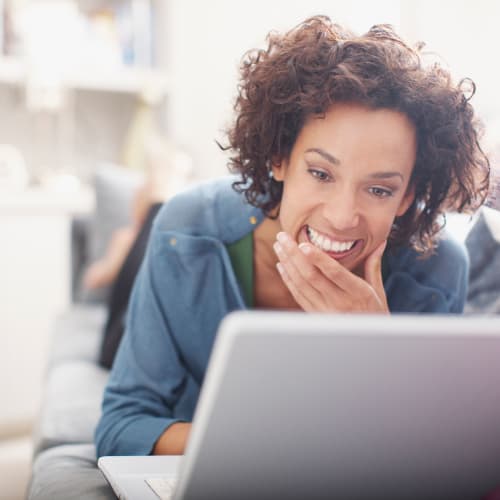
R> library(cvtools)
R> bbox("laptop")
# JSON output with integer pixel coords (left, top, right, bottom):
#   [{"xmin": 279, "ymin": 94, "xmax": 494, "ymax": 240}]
[{"xmin": 99, "ymin": 311, "xmax": 500, "ymax": 500}]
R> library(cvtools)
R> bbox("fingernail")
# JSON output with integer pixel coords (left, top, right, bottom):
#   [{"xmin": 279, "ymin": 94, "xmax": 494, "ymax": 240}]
[
  {"xmin": 298, "ymin": 242, "xmax": 311, "ymax": 254},
  {"xmin": 276, "ymin": 262, "xmax": 284, "ymax": 275},
  {"xmin": 276, "ymin": 232, "xmax": 289, "ymax": 246},
  {"xmin": 273, "ymin": 242, "xmax": 283, "ymax": 255}
]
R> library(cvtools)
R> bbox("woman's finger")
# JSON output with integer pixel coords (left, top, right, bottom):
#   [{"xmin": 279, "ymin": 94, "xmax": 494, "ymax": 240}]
[
  {"xmin": 363, "ymin": 240, "xmax": 387, "ymax": 302},
  {"xmin": 275, "ymin": 262, "xmax": 315, "ymax": 311}
]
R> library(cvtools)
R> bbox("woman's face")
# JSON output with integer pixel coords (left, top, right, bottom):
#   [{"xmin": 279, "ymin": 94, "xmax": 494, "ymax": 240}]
[{"xmin": 272, "ymin": 102, "xmax": 417, "ymax": 275}]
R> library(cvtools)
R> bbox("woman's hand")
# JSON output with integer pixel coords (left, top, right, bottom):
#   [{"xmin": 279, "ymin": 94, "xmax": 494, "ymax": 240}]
[{"xmin": 273, "ymin": 232, "xmax": 389, "ymax": 314}]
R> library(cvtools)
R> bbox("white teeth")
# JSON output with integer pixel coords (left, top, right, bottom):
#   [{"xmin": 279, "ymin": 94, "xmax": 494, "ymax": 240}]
[{"xmin": 307, "ymin": 226, "xmax": 356, "ymax": 253}]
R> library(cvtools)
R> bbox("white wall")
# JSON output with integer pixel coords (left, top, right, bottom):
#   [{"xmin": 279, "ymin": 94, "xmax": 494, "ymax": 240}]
[
  {"xmin": 400, "ymin": 0, "xmax": 500, "ymax": 128},
  {"xmin": 163, "ymin": 0, "xmax": 402, "ymax": 180},
  {"xmin": 162, "ymin": 0, "xmax": 500, "ymax": 178}
]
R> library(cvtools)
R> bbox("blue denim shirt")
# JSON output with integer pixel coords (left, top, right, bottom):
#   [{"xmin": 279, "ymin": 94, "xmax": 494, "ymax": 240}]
[{"xmin": 95, "ymin": 176, "xmax": 469, "ymax": 457}]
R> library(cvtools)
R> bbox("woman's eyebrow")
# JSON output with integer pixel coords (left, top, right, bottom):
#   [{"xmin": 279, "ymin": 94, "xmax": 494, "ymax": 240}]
[
  {"xmin": 306, "ymin": 148, "xmax": 405, "ymax": 181},
  {"xmin": 368, "ymin": 172, "xmax": 404, "ymax": 181},
  {"xmin": 305, "ymin": 148, "xmax": 340, "ymax": 165}
]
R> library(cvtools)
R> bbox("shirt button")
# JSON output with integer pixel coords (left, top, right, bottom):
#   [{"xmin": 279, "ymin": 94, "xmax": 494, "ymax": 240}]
[
  {"xmin": 249, "ymin": 216, "xmax": 257, "ymax": 225},
  {"xmin": 170, "ymin": 237, "xmax": 177, "ymax": 246}
]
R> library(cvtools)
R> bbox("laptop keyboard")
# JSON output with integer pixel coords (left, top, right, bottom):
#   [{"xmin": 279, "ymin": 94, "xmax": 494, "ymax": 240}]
[{"xmin": 145, "ymin": 477, "xmax": 177, "ymax": 500}]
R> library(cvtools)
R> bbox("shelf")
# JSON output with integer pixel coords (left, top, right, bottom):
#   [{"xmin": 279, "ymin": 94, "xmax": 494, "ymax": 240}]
[
  {"xmin": 0, "ymin": 56, "xmax": 169, "ymax": 96},
  {"xmin": 0, "ymin": 183, "xmax": 94, "ymax": 215}
]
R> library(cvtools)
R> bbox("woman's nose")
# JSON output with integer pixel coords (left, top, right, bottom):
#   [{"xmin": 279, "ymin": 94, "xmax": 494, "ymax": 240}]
[{"xmin": 322, "ymin": 188, "xmax": 360, "ymax": 230}]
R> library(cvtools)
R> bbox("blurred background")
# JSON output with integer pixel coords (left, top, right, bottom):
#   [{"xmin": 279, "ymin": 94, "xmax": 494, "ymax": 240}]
[{"xmin": 1, "ymin": 1, "xmax": 499, "ymax": 498}]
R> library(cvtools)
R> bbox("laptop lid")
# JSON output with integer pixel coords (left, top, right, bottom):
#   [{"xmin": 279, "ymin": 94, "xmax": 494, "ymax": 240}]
[{"xmin": 173, "ymin": 311, "xmax": 500, "ymax": 500}]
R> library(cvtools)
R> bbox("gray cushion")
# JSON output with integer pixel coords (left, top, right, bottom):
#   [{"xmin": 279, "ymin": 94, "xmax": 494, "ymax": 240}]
[
  {"xmin": 465, "ymin": 210, "xmax": 500, "ymax": 313},
  {"xmin": 47, "ymin": 304, "xmax": 106, "ymax": 368},
  {"xmin": 76, "ymin": 163, "xmax": 143, "ymax": 304},
  {"xmin": 89, "ymin": 163, "xmax": 143, "ymax": 262},
  {"xmin": 27, "ymin": 444, "xmax": 114, "ymax": 500},
  {"xmin": 33, "ymin": 361, "xmax": 108, "ymax": 456}
]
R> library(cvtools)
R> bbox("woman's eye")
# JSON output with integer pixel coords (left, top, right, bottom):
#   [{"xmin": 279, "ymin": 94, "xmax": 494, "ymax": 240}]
[
  {"xmin": 369, "ymin": 186, "xmax": 393, "ymax": 198},
  {"xmin": 308, "ymin": 169, "xmax": 331, "ymax": 182}
]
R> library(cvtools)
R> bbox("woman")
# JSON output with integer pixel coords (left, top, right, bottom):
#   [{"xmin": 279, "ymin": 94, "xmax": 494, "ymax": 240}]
[{"xmin": 95, "ymin": 16, "xmax": 489, "ymax": 457}]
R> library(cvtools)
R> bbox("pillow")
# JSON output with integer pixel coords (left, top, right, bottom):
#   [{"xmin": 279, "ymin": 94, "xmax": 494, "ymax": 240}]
[
  {"xmin": 89, "ymin": 163, "xmax": 144, "ymax": 261},
  {"xmin": 76, "ymin": 163, "xmax": 144, "ymax": 304},
  {"xmin": 465, "ymin": 208, "xmax": 500, "ymax": 313}
]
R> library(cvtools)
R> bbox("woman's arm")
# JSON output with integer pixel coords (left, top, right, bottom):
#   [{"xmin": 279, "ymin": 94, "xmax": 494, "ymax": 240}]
[{"xmin": 95, "ymin": 227, "xmax": 190, "ymax": 457}]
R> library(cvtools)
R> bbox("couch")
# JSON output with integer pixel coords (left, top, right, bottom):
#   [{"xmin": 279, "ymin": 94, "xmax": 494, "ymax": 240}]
[
  {"xmin": 27, "ymin": 164, "xmax": 144, "ymax": 500},
  {"xmin": 27, "ymin": 304, "xmax": 113, "ymax": 500},
  {"xmin": 25, "ymin": 173, "xmax": 500, "ymax": 499}
]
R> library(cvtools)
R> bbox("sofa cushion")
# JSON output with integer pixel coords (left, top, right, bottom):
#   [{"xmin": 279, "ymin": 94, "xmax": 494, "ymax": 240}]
[
  {"xmin": 89, "ymin": 163, "xmax": 143, "ymax": 261},
  {"xmin": 465, "ymin": 208, "xmax": 500, "ymax": 313},
  {"xmin": 47, "ymin": 304, "xmax": 106, "ymax": 369},
  {"xmin": 75, "ymin": 163, "xmax": 144, "ymax": 304},
  {"xmin": 27, "ymin": 444, "xmax": 114, "ymax": 500},
  {"xmin": 33, "ymin": 361, "xmax": 108, "ymax": 456}
]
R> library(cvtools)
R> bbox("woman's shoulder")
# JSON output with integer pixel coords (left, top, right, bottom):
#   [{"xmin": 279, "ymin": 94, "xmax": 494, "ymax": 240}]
[
  {"xmin": 385, "ymin": 233, "xmax": 469, "ymax": 312},
  {"xmin": 151, "ymin": 175, "xmax": 263, "ymax": 242},
  {"xmin": 389, "ymin": 234, "xmax": 468, "ymax": 274}
]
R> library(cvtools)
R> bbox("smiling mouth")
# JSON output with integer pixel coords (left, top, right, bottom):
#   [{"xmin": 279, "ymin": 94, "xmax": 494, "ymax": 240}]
[{"xmin": 306, "ymin": 226, "xmax": 361, "ymax": 258}]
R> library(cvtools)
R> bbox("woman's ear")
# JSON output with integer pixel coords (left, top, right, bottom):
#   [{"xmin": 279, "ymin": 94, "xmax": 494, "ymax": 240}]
[
  {"xmin": 271, "ymin": 157, "xmax": 288, "ymax": 182},
  {"xmin": 396, "ymin": 183, "xmax": 415, "ymax": 217}
]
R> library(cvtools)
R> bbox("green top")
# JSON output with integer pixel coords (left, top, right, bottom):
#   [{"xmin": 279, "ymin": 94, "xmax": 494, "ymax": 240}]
[{"xmin": 226, "ymin": 232, "xmax": 254, "ymax": 307}]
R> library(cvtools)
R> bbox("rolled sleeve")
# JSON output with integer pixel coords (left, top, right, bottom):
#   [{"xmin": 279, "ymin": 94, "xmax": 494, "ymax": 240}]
[{"xmin": 95, "ymin": 233, "xmax": 189, "ymax": 457}]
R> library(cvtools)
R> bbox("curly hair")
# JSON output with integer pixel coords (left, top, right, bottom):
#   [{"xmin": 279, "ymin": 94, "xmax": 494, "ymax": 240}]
[{"xmin": 224, "ymin": 16, "xmax": 490, "ymax": 253}]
